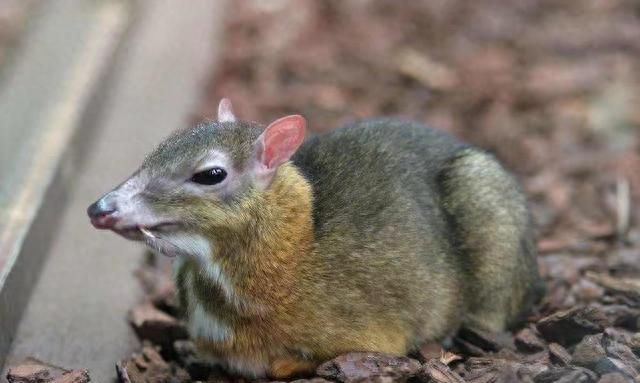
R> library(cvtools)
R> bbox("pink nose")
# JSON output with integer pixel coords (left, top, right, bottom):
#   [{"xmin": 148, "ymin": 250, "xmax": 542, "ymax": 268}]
[
  {"xmin": 87, "ymin": 198, "xmax": 118, "ymax": 229},
  {"xmin": 90, "ymin": 212, "xmax": 118, "ymax": 229}
]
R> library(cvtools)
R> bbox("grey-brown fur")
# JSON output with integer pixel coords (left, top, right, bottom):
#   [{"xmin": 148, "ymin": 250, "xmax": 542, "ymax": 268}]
[
  {"xmin": 292, "ymin": 118, "xmax": 543, "ymax": 335},
  {"xmin": 143, "ymin": 121, "xmax": 262, "ymax": 175},
  {"xmin": 134, "ymin": 116, "xmax": 543, "ymax": 373}
]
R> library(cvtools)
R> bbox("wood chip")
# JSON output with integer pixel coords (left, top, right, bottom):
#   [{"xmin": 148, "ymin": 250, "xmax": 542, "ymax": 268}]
[
  {"xmin": 416, "ymin": 359, "xmax": 465, "ymax": 383},
  {"xmin": 117, "ymin": 346, "xmax": 190, "ymax": 383},
  {"xmin": 586, "ymin": 272, "xmax": 640, "ymax": 302},
  {"xmin": 440, "ymin": 351, "xmax": 462, "ymax": 366},
  {"xmin": 6, "ymin": 365, "xmax": 51, "ymax": 383},
  {"xmin": 49, "ymin": 370, "xmax": 90, "ymax": 383},
  {"xmin": 537, "ymin": 306, "xmax": 609, "ymax": 346},
  {"xmin": 6, "ymin": 358, "xmax": 70, "ymax": 383},
  {"xmin": 515, "ymin": 328, "xmax": 546, "ymax": 353},
  {"xmin": 463, "ymin": 358, "xmax": 523, "ymax": 383},
  {"xmin": 316, "ymin": 352, "xmax": 421, "ymax": 382},
  {"xmin": 549, "ymin": 343, "xmax": 573, "ymax": 366},
  {"xmin": 395, "ymin": 49, "xmax": 458, "ymax": 90},
  {"xmin": 128, "ymin": 301, "xmax": 188, "ymax": 347},
  {"xmin": 533, "ymin": 366, "xmax": 597, "ymax": 383}
]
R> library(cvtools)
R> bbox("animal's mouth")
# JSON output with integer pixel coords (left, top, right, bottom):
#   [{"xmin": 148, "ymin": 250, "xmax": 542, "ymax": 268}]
[
  {"xmin": 108, "ymin": 222, "xmax": 190, "ymax": 258},
  {"xmin": 113, "ymin": 222, "xmax": 179, "ymax": 240}
]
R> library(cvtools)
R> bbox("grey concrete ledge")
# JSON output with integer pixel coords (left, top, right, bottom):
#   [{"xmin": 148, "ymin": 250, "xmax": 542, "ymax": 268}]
[
  {"xmin": 0, "ymin": 0, "xmax": 132, "ymax": 367},
  {"xmin": 2, "ymin": 0, "xmax": 225, "ymax": 380}
]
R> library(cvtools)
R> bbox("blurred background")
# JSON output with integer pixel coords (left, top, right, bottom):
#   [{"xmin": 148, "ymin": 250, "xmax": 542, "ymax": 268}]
[
  {"xmin": 1, "ymin": 0, "xmax": 639, "ymax": 381},
  {"xmin": 204, "ymin": 0, "xmax": 640, "ymax": 244}
]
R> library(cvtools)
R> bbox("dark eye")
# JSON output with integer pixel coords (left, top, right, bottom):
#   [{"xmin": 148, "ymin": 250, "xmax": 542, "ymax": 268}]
[{"xmin": 191, "ymin": 167, "xmax": 227, "ymax": 185}]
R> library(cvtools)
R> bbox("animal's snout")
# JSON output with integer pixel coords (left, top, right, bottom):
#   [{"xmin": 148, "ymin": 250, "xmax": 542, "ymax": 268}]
[{"xmin": 87, "ymin": 194, "xmax": 118, "ymax": 229}]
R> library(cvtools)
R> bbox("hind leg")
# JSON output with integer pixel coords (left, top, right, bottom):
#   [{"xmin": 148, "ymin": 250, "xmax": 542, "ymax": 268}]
[
  {"xmin": 269, "ymin": 358, "xmax": 317, "ymax": 379},
  {"xmin": 438, "ymin": 149, "xmax": 539, "ymax": 332}
]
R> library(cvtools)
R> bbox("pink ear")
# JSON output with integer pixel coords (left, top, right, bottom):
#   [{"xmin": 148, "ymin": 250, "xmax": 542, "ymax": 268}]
[
  {"xmin": 218, "ymin": 98, "xmax": 236, "ymax": 122},
  {"xmin": 257, "ymin": 115, "xmax": 306, "ymax": 170}
]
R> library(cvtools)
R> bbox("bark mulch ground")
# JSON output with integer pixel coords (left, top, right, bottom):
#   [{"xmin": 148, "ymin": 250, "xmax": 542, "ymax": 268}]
[{"xmin": 7, "ymin": 1, "xmax": 640, "ymax": 382}]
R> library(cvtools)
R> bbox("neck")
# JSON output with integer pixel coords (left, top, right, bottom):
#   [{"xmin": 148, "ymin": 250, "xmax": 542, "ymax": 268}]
[{"xmin": 199, "ymin": 163, "xmax": 315, "ymax": 309}]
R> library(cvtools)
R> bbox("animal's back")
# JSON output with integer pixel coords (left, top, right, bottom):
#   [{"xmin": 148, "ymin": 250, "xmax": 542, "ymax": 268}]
[{"xmin": 293, "ymin": 118, "xmax": 466, "ymax": 238}]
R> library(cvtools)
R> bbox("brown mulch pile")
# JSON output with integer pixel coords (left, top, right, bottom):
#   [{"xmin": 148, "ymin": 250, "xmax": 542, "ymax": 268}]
[
  {"xmin": 119, "ymin": 1, "xmax": 640, "ymax": 382},
  {"xmin": 8, "ymin": 1, "xmax": 640, "ymax": 382}
]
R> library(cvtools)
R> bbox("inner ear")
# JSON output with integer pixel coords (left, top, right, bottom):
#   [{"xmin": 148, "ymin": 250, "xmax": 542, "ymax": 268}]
[{"xmin": 257, "ymin": 115, "xmax": 306, "ymax": 170}]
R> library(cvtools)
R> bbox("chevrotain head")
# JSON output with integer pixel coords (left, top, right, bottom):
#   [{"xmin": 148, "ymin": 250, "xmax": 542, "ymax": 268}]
[{"xmin": 87, "ymin": 98, "xmax": 306, "ymax": 259}]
